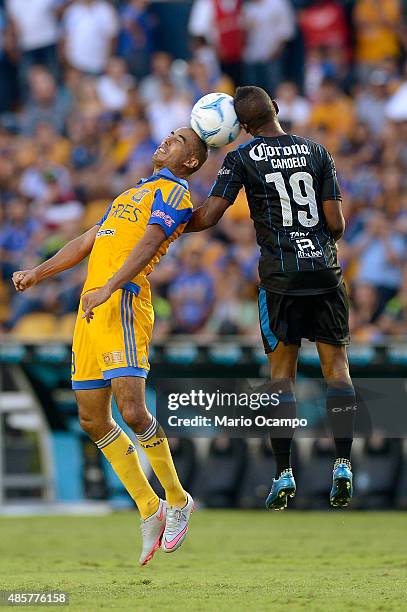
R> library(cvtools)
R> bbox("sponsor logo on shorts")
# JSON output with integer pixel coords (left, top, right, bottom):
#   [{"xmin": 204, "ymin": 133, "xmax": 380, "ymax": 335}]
[
  {"xmin": 97, "ymin": 228, "xmax": 116, "ymax": 237},
  {"xmin": 103, "ymin": 351, "xmax": 124, "ymax": 366},
  {"xmin": 151, "ymin": 209, "xmax": 175, "ymax": 227}
]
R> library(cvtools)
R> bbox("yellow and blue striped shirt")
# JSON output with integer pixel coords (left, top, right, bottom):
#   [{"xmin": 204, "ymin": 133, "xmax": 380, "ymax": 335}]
[{"xmin": 82, "ymin": 168, "xmax": 193, "ymax": 295}]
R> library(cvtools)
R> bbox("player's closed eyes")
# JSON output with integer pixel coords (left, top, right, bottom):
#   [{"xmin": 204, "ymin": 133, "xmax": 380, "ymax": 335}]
[{"xmin": 170, "ymin": 131, "xmax": 185, "ymax": 144}]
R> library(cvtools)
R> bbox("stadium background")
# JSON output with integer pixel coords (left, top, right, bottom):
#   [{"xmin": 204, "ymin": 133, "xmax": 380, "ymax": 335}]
[{"xmin": 0, "ymin": 0, "xmax": 407, "ymax": 514}]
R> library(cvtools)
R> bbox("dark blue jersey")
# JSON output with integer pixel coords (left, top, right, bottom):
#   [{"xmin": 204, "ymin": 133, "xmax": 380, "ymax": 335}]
[{"xmin": 210, "ymin": 134, "xmax": 343, "ymax": 295}]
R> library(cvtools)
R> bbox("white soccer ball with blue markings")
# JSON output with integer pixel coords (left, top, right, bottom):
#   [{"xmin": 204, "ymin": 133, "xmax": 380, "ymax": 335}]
[{"xmin": 190, "ymin": 92, "xmax": 241, "ymax": 148}]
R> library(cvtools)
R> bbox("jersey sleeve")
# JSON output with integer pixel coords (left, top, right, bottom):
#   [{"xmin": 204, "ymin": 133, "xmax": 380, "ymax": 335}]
[
  {"xmin": 209, "ymin": 151, "xmax": 244, "ymax": 204},
  {"xmin": 319, "ymin": 145, "xmax": 342, "ymax": 201},
  {"xmin": 148, "ymin": 187, "xmax": 192, "ymax": 238},
  {"xmin": 97, "ymin": 202, "xmax": 112, "ymax": 226}
]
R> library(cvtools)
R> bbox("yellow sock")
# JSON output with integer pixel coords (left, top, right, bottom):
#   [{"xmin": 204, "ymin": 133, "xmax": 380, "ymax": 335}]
[
  {"xmin": 95, "ymin": 423, "xmax": 159, "ymax": 520},
  {"xmin": 137, "ymin": 416, "xmax": 187, "ymax": 508}
]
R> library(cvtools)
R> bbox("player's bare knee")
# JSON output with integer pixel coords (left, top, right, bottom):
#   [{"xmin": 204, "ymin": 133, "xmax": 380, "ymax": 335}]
[
  {"xmin": 322, "ymin": 360, "xmax": 351, "ymax": 386},
  {"xmin": 79, "ymin": 413, "xmax": 103, "ymax": 439},
  {"xmin": 120, "ymin": 401, "xmax": 150, "ymax": 433}
]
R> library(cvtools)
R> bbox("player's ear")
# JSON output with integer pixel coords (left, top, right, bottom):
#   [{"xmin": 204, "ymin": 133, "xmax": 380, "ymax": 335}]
[
  {"xmin": 184, "ymin": 157, "xmax": 199, "ymax": 170},
  {"xmin": 272, "ymin": 100, "xmax": 279, "ymax": 115},
  {"xmin": 241, "ymin": 122, "xmax": 250, "ymax": 133}
]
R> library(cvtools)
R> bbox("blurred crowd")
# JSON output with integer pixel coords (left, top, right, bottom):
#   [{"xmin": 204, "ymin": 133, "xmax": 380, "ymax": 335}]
[{"xmin": 1, "ymin": 0, "xmax": 407, "ymax": 343}]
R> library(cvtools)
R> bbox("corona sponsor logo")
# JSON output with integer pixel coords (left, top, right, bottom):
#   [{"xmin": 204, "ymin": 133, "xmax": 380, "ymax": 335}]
[{"xmin": 249, "ymin": 142, "xmax": 310, "ymax": 162}]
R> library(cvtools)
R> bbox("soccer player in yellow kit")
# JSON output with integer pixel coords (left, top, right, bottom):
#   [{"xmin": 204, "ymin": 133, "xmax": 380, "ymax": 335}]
[{"xmin": 12, "ymin": 127, "xmax": 208, "ymax": 566}]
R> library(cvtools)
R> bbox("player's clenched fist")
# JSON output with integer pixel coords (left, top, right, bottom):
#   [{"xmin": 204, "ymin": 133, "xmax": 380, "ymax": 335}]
[{"xmin": 12, "ymin": 270, "xmax": 38, "ymax": 292}]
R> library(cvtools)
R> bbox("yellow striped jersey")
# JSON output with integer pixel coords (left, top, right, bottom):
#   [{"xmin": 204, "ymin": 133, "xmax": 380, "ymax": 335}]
[{"xmin": 82, "ymin": 168, "xmax": 193, "ymax": 295}]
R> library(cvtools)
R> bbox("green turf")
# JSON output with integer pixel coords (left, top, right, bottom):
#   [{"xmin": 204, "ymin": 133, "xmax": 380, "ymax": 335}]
[{"xmin": 0, "ymin": 511, "xmax": 406, "ymax": 611}]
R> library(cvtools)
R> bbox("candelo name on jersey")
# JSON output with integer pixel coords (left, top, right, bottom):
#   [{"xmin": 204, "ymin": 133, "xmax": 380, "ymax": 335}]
[{"xmin": 210, "ymin": 134, "xmax": 344, "ymax": 295}]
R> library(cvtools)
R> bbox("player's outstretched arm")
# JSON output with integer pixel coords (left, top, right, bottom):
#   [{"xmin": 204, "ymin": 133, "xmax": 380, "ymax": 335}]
[
  {"xmin": 185, "ymin": 196, "xmax": 231, "ymax": 232},
  {"xmin": 12, "ymin": 225, "xmax": 99, "ymax": 292},
  {"xmin": 322, "ymin": 200, "xmax": 345, "ymax": 242},
  {"xmin": 81, "ymin": 224, "xmax": 166, "ymax": 322}
]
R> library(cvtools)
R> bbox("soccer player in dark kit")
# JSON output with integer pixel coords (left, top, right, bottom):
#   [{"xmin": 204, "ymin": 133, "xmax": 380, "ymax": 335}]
[{"xmin": 187, "ymin": 86, "xmax": 356, "ymax": 510}]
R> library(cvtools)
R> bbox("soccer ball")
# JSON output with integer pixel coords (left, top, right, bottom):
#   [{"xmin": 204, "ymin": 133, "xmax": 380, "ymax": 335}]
[{"xmin": 191, "ymin": 92, "xmax": 241, "ymax": 148}]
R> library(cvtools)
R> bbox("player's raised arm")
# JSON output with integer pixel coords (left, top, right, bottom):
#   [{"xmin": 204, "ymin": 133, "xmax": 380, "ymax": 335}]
[
  {"xmin": 186, "ymin": 149, "xmax": 244, "ymax": 233},
  {"xmin": 185, "ymin": 195, "xmax": 232, "ymax": 232},
  {"xmin": 12, "ymin": 225, "xmax": 99, "ymax": 292}
]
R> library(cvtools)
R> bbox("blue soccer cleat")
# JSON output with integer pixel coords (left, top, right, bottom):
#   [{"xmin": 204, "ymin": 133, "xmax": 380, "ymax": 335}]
[
  {"xmin": 330, "ymin": 460, "xmax": 353, "ymax": 507},
  {"xmin": 266, "ymin": 469, "xmax": 296, "ymax": 510}
]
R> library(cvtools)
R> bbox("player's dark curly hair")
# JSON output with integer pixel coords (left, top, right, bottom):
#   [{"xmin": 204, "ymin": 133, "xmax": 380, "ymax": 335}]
[{"xmin": 234, "ymin": 86, "xmax": 279, "ymax": 131}]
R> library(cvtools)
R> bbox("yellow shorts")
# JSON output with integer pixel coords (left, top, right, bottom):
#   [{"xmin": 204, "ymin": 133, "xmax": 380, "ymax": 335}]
[{"xmin": 71, "ymin": 281, "xmax": 153, "ymax": 390}]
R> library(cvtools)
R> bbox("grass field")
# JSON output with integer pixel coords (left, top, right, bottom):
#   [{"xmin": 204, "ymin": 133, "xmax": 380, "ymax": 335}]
[{"xmin": 0, "ymin": 511, "xmax": 406, "ymax": 611}]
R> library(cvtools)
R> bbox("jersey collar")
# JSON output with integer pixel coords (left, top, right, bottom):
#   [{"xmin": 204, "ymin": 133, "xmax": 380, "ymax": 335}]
[{"xmin": 138, "ymin": 167, "xmax": 189, "ymax": 189}]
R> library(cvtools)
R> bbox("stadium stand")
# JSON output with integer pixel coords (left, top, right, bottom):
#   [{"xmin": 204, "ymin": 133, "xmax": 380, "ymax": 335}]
[{"xmin": 0, "ymin": 0, "xmax": 406, "ymax": 342}]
